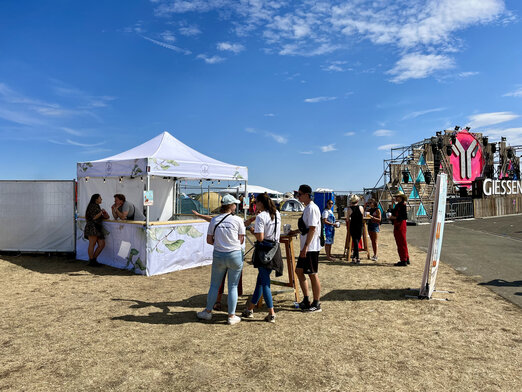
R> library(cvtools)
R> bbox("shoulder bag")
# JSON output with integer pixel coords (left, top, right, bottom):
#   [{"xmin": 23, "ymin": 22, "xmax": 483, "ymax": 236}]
[{"xmin": 253, "ymin": 214, "xmax": 280, "ymax": 266}]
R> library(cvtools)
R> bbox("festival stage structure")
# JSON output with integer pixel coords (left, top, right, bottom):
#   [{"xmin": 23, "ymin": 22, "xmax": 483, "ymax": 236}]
[
  {"xmin": 366, "ymin": 127, "xmax": 522, "ymax": 222},
  {"xmin": 76, "ymin": 131, "xmax": 248, "ymax": 275}
]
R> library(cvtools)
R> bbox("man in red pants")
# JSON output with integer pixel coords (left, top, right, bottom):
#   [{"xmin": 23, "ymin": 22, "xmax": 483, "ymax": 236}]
[{"xmin": 390, "ymin": 191, "xmax": 409, "ymax": 266}]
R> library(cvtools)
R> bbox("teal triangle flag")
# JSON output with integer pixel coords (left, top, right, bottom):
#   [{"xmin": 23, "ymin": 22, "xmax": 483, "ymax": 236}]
[
  {"xmin": 418, "ymin": 155, "xmax": 426, "ymax": 165},
  {"xmin": 417, "ymin": 202, "xmax": 427, "ymax": 216},
  {"xmin": 416, "ymin": 170, "xmax": 425, "ymax": 183},
  {"xmin": 378, "ymin": 203, "xmax": 384, "ymax": 215},
  {"xmin": 409, "ymin": 186, "xmax": 420, "ymax": 199},
  {"xmin": 408, "ymin": 172, "xmax": 413, "ymax": 182},
  {"xmin": 398, "ymin": 184, "xmax": 404, "ymax": 192}
]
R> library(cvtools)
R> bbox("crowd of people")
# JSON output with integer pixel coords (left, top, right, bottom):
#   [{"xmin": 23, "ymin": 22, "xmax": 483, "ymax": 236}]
[
  {"xmin": 85, "ymin": 185, "xmax": 410, "ymax": 324},
  {"xmin": 196, "ymin": 184, "xmax": 410, "ymax": 325}
]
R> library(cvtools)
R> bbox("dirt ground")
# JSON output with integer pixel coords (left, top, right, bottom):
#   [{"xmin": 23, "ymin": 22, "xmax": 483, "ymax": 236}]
[{"xmin": 1, "ymin": 213, "xmax": 521, "ymax": 392}]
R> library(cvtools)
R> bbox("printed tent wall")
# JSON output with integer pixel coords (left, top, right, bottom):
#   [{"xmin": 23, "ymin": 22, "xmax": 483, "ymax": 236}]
[{"xmin": 76, "ymin": 131, "xmax": 248, "ymax": 276}]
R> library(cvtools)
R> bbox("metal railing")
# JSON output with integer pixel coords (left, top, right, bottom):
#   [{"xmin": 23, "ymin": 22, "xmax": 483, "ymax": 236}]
[{"xmin": 445, "ymin": 199, "xmax": 474, "ymax": 220}]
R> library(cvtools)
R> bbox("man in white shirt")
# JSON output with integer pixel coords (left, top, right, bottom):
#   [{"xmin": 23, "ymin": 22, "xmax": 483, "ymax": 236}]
[{"xmin": 290, "ymin": 184, "xmax": 322, "ymax": 312}]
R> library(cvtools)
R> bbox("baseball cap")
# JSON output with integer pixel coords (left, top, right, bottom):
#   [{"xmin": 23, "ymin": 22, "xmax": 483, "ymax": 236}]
[{"xmin": 221, "ymin": 194, "xmax": 241, "ymax": 205}]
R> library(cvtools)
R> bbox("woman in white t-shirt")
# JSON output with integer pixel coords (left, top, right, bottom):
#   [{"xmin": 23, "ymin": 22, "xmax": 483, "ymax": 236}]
[
  {"xmin": 197, "ymin": 194, "xmax": 245, "ymax": 325},
  {"xmin": 241, "ymin": 193, "xmax": 282, "ymax": 323}
]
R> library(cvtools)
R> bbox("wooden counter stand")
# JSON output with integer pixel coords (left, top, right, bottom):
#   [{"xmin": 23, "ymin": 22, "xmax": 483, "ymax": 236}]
[
  {"xmin": 344, "ymin": 216, "xmax": 371, "ymax": 261},
  {"xmin": 256, "ymin": 232, "xmax": 300, "ymax": 308}
]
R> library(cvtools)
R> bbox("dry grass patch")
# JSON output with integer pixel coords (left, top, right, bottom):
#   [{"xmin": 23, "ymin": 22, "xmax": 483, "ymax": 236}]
[{"xmin": 0, "ymin": 214, "xmax": 520, "ymax": 391}]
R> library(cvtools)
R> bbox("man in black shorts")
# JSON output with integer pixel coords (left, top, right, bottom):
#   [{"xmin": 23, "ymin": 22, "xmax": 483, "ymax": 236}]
[{"xmin": 290, "ymin": 184, "xmax": 322, "ymax": 312}]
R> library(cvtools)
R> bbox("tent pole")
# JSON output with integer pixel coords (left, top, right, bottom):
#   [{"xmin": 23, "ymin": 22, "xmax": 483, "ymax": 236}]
[
  {"xmin": 207, "ymin": 183, "xmax": 210, "ymax": 214},
  {"xmin": 244, "ymin": 180, "xmax": 248, "ymax": 219},
  {"xmin": 146, "ymin": 174, "xmax": 150, "ymax": 228}
]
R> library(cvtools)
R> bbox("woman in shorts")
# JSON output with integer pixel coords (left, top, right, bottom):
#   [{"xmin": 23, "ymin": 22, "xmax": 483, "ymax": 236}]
[
  {"xmin": 84, "ymin": 194, "xmax": 109, "ymax": 267},
  {"xmin": 322, "ymin": 199, "xmax": 337, "ymax": 261},
  {"xmin": 367, "ymin": 198, "xmax": 382, "ymax": 261}
]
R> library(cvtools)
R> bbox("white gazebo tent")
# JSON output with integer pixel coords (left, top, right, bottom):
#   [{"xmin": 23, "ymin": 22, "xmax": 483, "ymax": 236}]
[{"xmin": 76, "ymin": 131, "xmax": 248, "ymax": 276}]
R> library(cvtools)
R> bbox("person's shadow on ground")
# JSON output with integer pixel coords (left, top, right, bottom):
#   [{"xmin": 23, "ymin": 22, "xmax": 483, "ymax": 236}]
[
  {"xmin": 111, "ymin": 295, "xmax": 235, "ymax": 325},
  {"xmin": 478, "ymin": 279, "xmax": 522, "ymax": 287},
  {"xmin": 1, "ymin": 253, "xmax": 135, "ymax": 276},
  {"xmin": 321, "ymin": 288, "xmax": 413, "ymax": 301}
]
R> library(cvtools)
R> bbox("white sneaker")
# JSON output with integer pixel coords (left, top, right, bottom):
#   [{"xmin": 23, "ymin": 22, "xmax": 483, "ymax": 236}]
[
  {"xmin": 227, "ymin": 315, "xmax": 241, "ymax": 325},
  {"xmin": 371, "ymin": 255, "xmax": 378, "ymax": 261},
  {"xmin": 196, "ymin": 310, "xmax": 212, "ymax": 320}
]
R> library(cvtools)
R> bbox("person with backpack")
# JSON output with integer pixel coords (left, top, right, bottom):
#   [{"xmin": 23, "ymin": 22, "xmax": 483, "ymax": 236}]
[
  {"xmin": 196, "ymin": 194, "xmax": 245, "ymax": 325},
  {"xmin": 241, "ymin": 193, "xmax": 283, "ymax": 323}
]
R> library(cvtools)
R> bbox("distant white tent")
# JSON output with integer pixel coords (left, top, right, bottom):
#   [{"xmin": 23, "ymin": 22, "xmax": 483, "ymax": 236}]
[
  {"xmin": 281, "ymin": 198, "xmax": 304, "ymax": 212},
  {"xmin": 223, "ymin": 184, "xmax": 282, "ymax": 196}
]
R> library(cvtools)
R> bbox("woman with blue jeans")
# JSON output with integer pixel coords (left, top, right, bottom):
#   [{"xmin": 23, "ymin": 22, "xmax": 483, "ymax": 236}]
[
  {"xmin": 241, "ymin": 193, "xmax": 283, "ymax": 323},
  {"xmin": 197, "ymin": 194, "xmax": 245, "ymax": 325}
]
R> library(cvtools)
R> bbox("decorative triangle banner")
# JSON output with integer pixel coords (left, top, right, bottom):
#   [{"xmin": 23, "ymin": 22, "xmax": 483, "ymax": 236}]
[
  {"xmin": 416, "ymin": 170, "xmax": 425, "ymax": 183},
  {"xmin": 417, "ymin": 202, "xmax": 427, "ymax": 216},
  {"xmin": 418, "ymin": 155, "xmax": 426, "ymax": 165},
  {"xmin": 409, "ymin": 186, "xmax": 420, "ymax": 200}
]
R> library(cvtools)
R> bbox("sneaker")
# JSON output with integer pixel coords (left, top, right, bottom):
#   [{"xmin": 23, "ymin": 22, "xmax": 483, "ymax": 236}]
[
  {"xmin": 196, "ymin": 310, "xmax": 212, "ymax": 320},
  {"xmin": 227, "ymin": 315, "xmax": 241, "ymax": 325},
  {"xmin": 298, "ymin": 300, "xmax": 311, "ymax": 311},
  {"xmin": 307, "ymin": 302, "xmax": 322, "ymax": 312},
  {"xmin": 355, "ymin": 259, "xmax": 361, "ymax": 264},
  {"xmin": 264, "ymin": 314, "xmax": 276, "ymax": 323},
  {"xmin": 394, "ymin": 261, "xmax": 408, "ymax": 267},
  {"xmin": 406, "ymin": 259, "xmax": 410, "ymax": 265},
  {"xmin": 371, "ymin": 255, "xmax": 378, "ymax": 261},
  {"xmin": 241, "ymin": 309, "xmax": 254, "ymax": 318}
]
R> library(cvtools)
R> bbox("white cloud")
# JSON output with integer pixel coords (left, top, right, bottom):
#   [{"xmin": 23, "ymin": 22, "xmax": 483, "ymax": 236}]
[
  {"xmin": 217, "ymin": 42, "xmax": 245, "ymax": 53},
  {"xmin": 373, "ymin": 129, "xmax": 394, "ymax": 137},
  {"xmin": 300, "ymin": 151, "xmax": 313, "ymax": 155},
  {"xmin": 503, "ymin": 87, "xmax": 522, "ymax": 98},
  {"xmin": 141, "ymin": 35, "xmax": 191, "ymax": 55},
  {"xmin": 49, "ymin": 139, "xmax": 105, "ymax": 148},
  {"xmin": 267, "ymin": 132, "xmax": 287, "ymax": 144},
  {"xmin": 344, "ymin": 131, "xmax": 355, "ymax": 136},
  {"xmin": 458, "ymin": 71, "xmax": 479, "ymax": 78},
  {"xmin": 62, "ymin": 127, "xmax": 83, "ymax": 136},
  {"xmin": 245, "ymin": 127, "xmax": 256, "ymax": 133},
  {"xmin": 179, "ymin": 25, "xmax": 202, "ymax": 36},
  {"xmin": 160, "ymin": 30, "xmax": 176, "ymax": 42},
  {"xmin": 320, "ymin": 144, "xmax": 337, "ymax": 152},
  {"xmin": 321, "ymin": 61, "xmax": 352, "ymax": 72},
  {"xmin": 304, "ymin": 96, "xmax": 337, "ymax": 103},
  {"xmin": 467, "ymin": 112, "xmax": 519, "ymax": 128},
  {"xmin": 264, "ymin": 113, "xmax": 275, "ymax": 117},
  {"xmin": 378, "ymin": 143, "xmax": 402, "ymax": 151},
  {"xmin": 402, "ymin": 107, "xmax": 446, "ymax": 120},
  {"xmin": 387, "ymin": 53, "xmax": 455, "ymax": 83},
  {"xmin": 151, "ymin": 0, "xmax": 508, "ymax": 81},
  {"xmin": 197, "ymin": 54, "xmax": 225, "ymax": 64},
  {"xmin": 486, "ymin": 127, "xmax": 522, "ymax": 144}
]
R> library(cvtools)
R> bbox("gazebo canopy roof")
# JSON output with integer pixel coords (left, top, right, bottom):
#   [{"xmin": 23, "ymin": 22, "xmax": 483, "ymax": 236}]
[{"xmin": 77, "ymin": 131, "xmax": 248, "ymax": 181}]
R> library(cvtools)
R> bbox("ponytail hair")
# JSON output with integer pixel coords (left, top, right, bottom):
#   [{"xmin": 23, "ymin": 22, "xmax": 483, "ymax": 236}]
[{"xmin": 256, "ymin": 193, "xmax": 277, "ymax": 220}]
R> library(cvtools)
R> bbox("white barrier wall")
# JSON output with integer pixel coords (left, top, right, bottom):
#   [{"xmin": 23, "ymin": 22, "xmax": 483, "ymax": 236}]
[{"xmin": 0, "ymin": 180, "xmax": 75, "ymax": 252}]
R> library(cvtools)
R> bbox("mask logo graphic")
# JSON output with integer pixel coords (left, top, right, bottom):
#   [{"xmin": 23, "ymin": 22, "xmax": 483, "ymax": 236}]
[{"xmin": 450, "ymin": 131, "xmax": 484, "ymax": 187}]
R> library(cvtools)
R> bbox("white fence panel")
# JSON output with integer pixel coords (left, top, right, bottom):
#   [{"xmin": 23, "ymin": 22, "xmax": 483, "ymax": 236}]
[{"xmin": 0, "ymin": 180, "xmax": 75, "ymax": 252}]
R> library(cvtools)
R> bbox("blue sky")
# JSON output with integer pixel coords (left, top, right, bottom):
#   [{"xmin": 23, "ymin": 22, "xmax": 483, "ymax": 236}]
[{"xmin": 1, "ymin": 0, "xmax": 521, "ymax": 192}]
